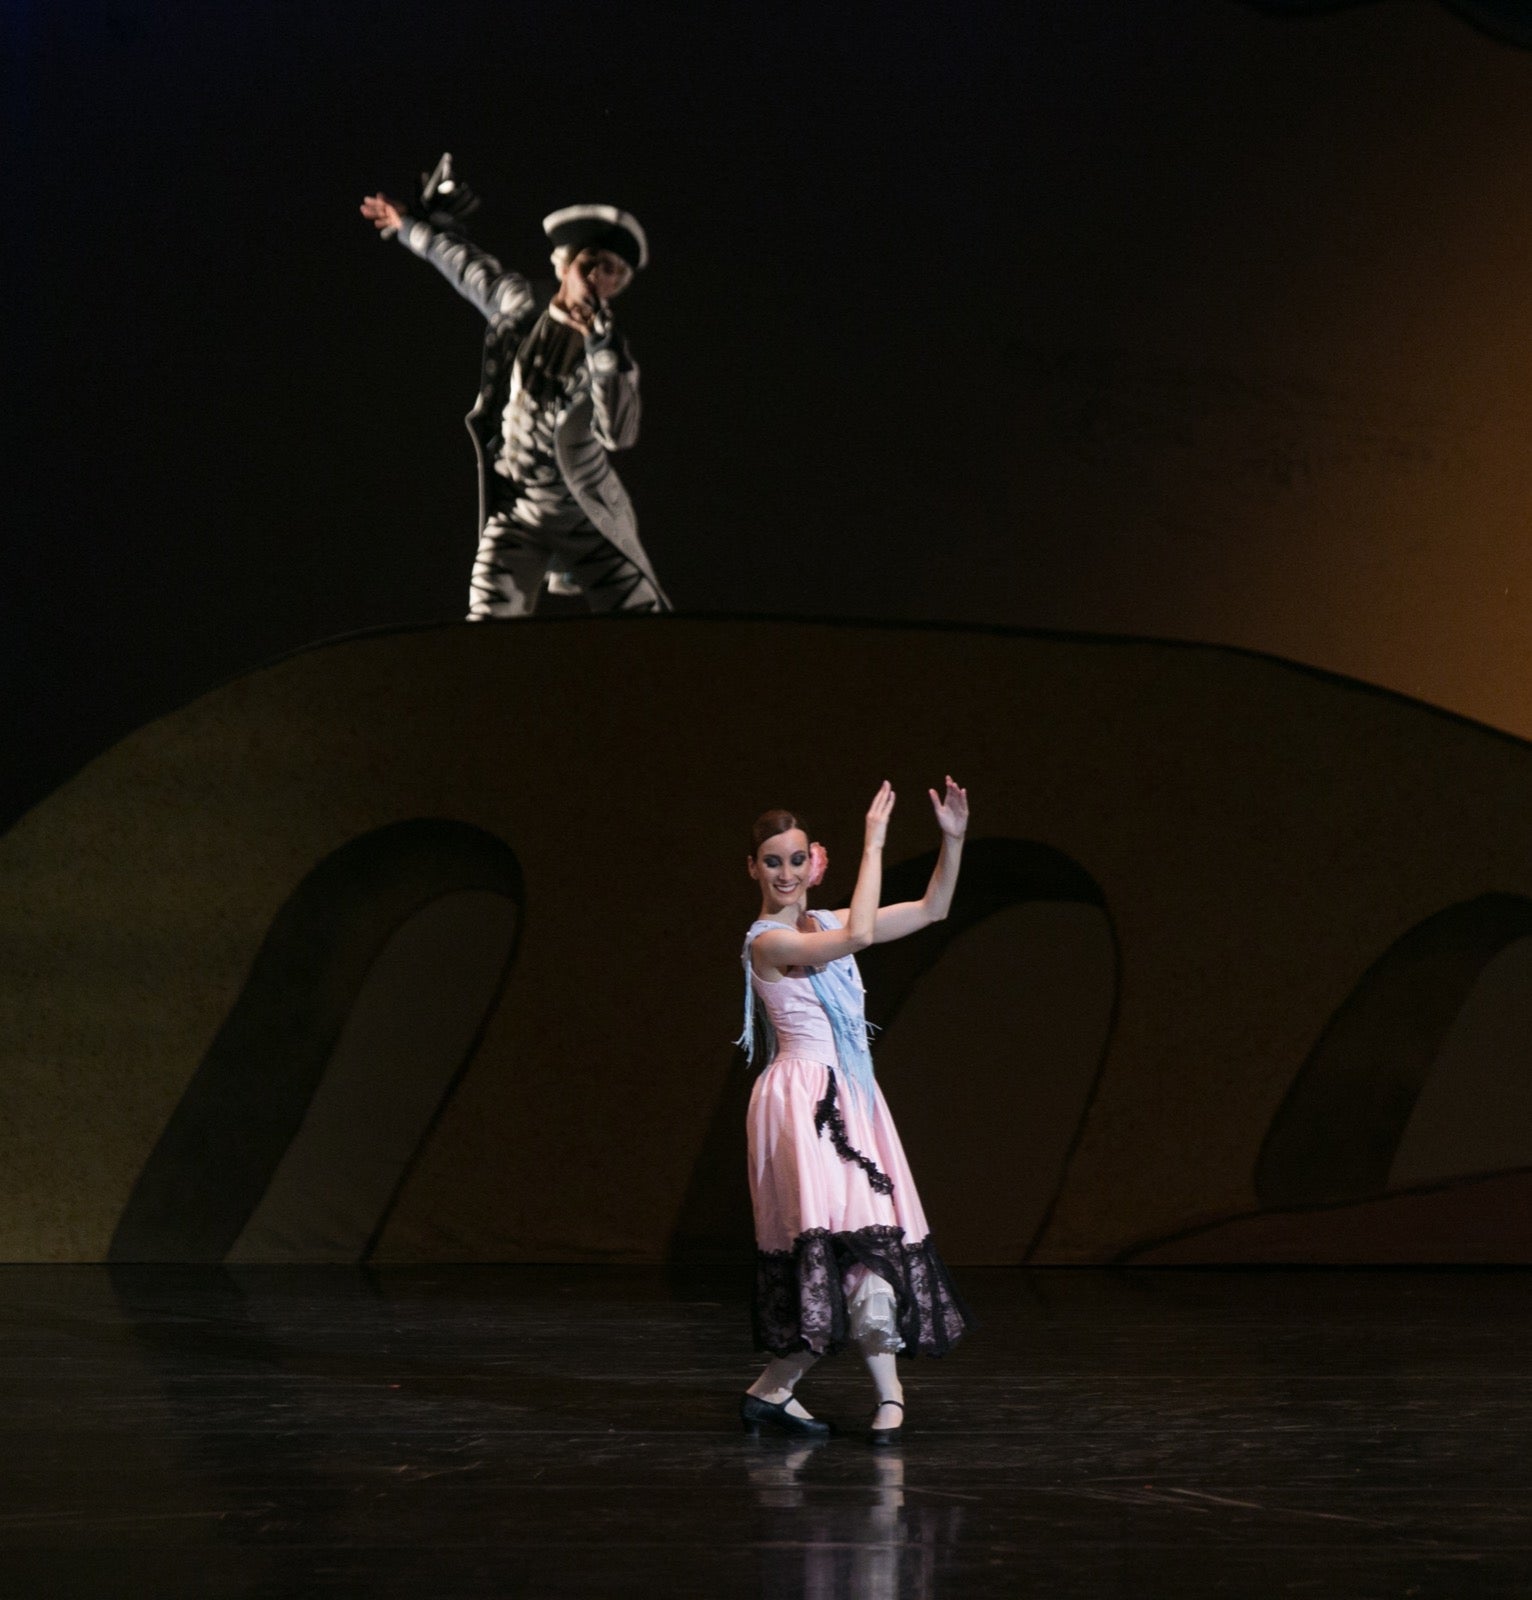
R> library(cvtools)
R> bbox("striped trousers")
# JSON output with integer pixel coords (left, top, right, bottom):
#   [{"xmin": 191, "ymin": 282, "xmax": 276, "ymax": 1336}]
[{"xmin": 467, "ymin": 511, "xmax": 667, "ymax": 620}]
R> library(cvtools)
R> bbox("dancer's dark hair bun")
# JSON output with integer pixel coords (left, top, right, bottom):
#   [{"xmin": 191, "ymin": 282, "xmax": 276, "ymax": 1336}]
[{"xmin": 750, "ymin": 809, "xmax": 810, "ymax": 857}]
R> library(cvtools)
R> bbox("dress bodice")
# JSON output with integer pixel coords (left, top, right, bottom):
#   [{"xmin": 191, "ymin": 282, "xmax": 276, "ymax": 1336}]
[
  {"xmin": 749, "ymin": 967, "xmax": 839, "ymax": 1064},
  {"xmin": 746, "ymin": 910, "xmax": 869, "ymax": 1067}
]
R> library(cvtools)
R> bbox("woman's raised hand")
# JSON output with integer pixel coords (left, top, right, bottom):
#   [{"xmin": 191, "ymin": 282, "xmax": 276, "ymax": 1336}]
[
  {"xmin": 864, "ymin": 780, "xmax": 896, "ymax": 851},
  {"xmin": 360, "ymin": 192, "xmax": 404, "ymax": 232},
  {"xmin": 929, "ymin": 775, "xmax": 969, "ymax": 839}
]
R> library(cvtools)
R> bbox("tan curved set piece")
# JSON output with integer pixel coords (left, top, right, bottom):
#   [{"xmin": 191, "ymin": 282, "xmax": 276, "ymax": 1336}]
[{"xmin": 3, "ymin": 618, "xmax": 1531, "ymax": 1263}]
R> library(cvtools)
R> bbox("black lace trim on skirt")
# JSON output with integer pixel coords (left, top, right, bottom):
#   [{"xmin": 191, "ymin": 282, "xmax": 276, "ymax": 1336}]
[
  {"xmin": 752, "ymin": 1224, "xmax": 976, "ymax": 1358},
  {"xmin": 812, "ymin": 1074, "xmax": 894, "ymax": 1196}
]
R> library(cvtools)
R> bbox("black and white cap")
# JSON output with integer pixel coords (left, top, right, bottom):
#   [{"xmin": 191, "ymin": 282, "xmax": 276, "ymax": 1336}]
[{"xmin": 542, "ymin": 204, "xmax": 649, "ymax": 272}]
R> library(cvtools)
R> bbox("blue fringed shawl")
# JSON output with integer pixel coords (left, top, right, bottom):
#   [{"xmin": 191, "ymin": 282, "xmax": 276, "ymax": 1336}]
[{"xmin": 737, "ymin": 909, "xmax": 879, "ymax": 1108}]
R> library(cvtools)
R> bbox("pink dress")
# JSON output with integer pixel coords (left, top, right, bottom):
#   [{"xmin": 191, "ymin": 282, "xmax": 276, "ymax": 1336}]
[{"xmin": 743, "ymin": 912, "xmax": 973, "ymax": 1358}]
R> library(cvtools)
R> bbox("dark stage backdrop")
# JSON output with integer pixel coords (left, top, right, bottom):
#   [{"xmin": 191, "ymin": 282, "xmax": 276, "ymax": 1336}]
[{"xmin": 9, "ymin": 1, "xmax": 1532, "ymax": 828}]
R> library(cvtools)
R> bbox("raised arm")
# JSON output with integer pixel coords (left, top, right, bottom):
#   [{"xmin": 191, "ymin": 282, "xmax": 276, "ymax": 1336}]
[
  {"xmin": 751, "ymin": 784, "xmax": 894, "ymax": 974},
  {"xmin": 845, "ymin": 776, "xmax": 968, "ymax": 944},
  {"xmin": 360, "ymin": 191, "xmax": 535, "ymax": 325}
]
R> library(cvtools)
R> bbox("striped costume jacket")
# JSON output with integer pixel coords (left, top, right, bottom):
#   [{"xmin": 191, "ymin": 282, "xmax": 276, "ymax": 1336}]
[{"xmin": 396, "ymin": 216, "xmax": 669, "ymax": 607}]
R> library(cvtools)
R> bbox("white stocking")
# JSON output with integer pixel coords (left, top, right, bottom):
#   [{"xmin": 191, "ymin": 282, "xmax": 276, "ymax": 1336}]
[
  {"xmin": 748, "ymin": 1351, "xmax": 819, "ymax": 1417},
  {"xmin": 861, "ymin": 1349, "xmax": 903, "ymax": 1405},
  {"xmin": 862, "ymin": 1349, "xmax": 904, "ymax": 1429}
]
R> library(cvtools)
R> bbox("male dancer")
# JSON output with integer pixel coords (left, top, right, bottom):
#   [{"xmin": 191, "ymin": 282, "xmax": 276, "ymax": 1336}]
[{"xmin": 361, "ymin": 173, "xmax": 668, "ymax": 617}]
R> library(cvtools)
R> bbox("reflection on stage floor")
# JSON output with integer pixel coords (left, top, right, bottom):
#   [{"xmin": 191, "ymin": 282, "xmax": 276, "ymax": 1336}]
[{"xmin": 2, "ymin": 1265, "xmax": 1530, "ymax": 1597}]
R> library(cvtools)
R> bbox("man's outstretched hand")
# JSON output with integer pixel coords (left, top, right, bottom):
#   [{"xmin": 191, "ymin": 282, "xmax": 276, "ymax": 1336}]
[{"xmin": 360, "ymin": 193, "xmax": 404, "ymax": 233}]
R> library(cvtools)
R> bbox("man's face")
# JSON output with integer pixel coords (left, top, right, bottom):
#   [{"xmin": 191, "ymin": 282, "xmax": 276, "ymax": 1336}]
[{"xmin": 562, "ymin": 247, "xmax": 633, "ymax": 308}]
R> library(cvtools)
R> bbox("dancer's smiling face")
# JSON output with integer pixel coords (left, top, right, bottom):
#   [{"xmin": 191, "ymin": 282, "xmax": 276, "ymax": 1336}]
[{"xmin": 750, "ymin": 829, "xmax": 811, "ymax": 912}]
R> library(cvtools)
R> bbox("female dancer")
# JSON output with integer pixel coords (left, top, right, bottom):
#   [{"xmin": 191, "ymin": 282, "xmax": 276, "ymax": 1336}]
[{"xmin": 738, "ymin": 778, "xmax": 974, "ymax": 1444}]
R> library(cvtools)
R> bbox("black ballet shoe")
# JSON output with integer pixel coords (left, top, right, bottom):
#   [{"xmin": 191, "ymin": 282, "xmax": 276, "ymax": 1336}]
[
  {"xmin": 868, "ymin": 1400, "xmax": 905, "ymax": 1446},
  {"xmin": 740, "ymin": 1392, "xmax": 833, "ymax": 1439}
]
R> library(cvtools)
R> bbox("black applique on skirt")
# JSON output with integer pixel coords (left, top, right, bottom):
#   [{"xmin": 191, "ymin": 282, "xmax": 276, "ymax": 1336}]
[
  {"xmin": 752, "ymin": 1223, "xmax": 976, "ymax": 1358},
  {"xmin": 812, "ymin": 1074, "xmax": 895, "ymax": 1196}
]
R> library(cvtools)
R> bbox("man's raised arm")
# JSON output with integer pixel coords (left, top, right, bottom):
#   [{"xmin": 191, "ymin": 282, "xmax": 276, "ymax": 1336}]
[{"xmin": 360, "ymin": 191, "xmax": 534, "ymax": 325}]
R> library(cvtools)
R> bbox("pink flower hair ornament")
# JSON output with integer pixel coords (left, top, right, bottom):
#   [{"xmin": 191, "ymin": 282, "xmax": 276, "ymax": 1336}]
[{"xmin": 806, "ymin": 842, "xmax": 829, "ymax": 888}]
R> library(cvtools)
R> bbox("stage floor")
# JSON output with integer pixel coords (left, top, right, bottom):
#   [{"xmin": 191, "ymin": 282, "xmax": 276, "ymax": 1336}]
[{"xmin": 3, "ymin": 1265, "xmax": 1530, "ymax": 1597}]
